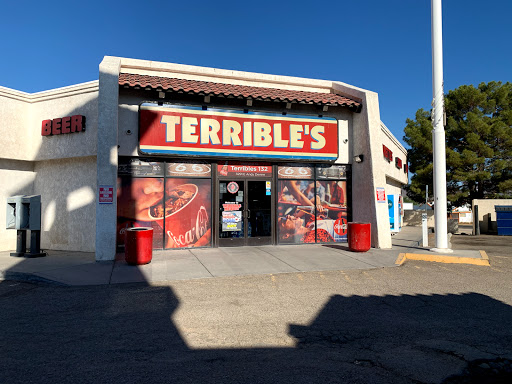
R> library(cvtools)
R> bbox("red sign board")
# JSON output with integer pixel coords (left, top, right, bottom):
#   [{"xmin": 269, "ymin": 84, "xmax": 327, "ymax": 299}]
[
  {"xmin": 218, "ymin": 162, "xmax": 272, "ymax": 177},
  {"xmin": 383, "ymin": 145, "xmax": 393, "ymax": 162},
  {"xmin": 139, "ymin": 105, "xmax": 338, "ymax": 161},
  {"xmin": 376, "ymin": 187, "xmax": 386, "ymax": 203},
  {"xmin": 99, "ymin": 186, "xmax": 113, "ymax": 204}
]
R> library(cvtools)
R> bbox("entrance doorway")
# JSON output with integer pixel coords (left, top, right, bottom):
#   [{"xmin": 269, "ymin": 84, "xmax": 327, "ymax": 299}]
[{"xmin": 218, "ymin": 179, "xmax": 273, "ymax": 246}]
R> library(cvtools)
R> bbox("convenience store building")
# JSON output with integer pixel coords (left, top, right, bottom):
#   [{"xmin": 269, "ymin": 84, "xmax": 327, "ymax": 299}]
[{"xmin": 0, "ymin": 56, "xmax": 408, "ymax": 261}]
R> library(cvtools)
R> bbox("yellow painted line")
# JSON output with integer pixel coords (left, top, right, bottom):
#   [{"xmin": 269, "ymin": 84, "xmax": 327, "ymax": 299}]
[
  {"xmin": 395, "ymin": 253, "xmax": 407, "ymax": 266},
  {"xmin": 480, "ymin": 250, "xmax": 489, "ymax": 260},
  {"xmin": 395, "ymin": 251, "xmax": 490, "ymax": 267}
]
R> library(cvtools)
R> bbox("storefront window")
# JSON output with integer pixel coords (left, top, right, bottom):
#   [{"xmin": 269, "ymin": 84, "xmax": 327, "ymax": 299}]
[
  {"xmin": 277, "ymin": 164, "xmax": 349, "ymax": 244},
  {"xmin": 117, "ymin": 159, "xmax": 165, "ymax": 249},
  {"xmin": 277, "ymin": 179, "xmax": 318, "ymax": 244},
  {"xmin": 117, "ymin": 158, "xmax": 212, "ymax": 250},
  {"xmin": 163, "ymin": 177, "xmax": 211, "ymax": 248},
  {"xmin": 314, "ymin": 180, "xmax": 348, "ymax": 243}
]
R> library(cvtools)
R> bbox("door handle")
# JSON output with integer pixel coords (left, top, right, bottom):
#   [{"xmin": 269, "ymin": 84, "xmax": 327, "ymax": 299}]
[{"xmin": 247, "ymin": 209, "xmax": 251, "ymax": 218}]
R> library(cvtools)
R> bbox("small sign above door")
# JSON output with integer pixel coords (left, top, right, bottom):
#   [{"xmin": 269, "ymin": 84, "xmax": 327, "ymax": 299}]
[{"xmin": 218, "ymin": 162, "xmax": 272, "ymax": 178}]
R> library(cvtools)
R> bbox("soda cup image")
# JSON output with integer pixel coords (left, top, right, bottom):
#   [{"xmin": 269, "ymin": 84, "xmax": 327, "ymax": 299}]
[{"xmin": 148, "ymin": 182, "xmax": 210, "ymax": 248}]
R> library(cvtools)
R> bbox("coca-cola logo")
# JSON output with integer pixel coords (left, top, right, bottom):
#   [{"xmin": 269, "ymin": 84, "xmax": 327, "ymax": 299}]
[
  {"xmin": 167, "ymin": 206, "xmax": 209, "ymax": 247},
  {"xmin": 334, "ymin": 218, "xmax": 347, "ymax": 236},
  {"xmin": 195, "ymin": 206, "xmax": 209, "ymax": 240}
]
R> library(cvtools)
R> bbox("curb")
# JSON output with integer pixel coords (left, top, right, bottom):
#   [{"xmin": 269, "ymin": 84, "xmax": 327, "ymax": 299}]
[{"xmin": 395, "ymin": 250, "xmax": 490, "ymax": 267}]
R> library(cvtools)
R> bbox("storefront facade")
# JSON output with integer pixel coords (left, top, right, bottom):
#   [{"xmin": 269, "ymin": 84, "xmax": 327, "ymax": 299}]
[{"xmin": 0, "ymin": 56, "xmax": 408, "ymax": 261}]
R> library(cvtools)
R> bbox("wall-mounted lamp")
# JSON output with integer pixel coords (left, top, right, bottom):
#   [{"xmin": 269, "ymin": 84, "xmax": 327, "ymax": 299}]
[{"xmin": 353, "ymin": 154, "xmax": 364, "ymax": 163}]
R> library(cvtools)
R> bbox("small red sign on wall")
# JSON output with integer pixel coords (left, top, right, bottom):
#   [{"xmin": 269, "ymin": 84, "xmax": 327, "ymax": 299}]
[
  {"xmin": 99, "ymin": 185, "xmax": 113, "ymax": 204},
  {"xmin": 376, "ymin": 187, "xmax": 386, "ymax": 203},
  {"xmin": 383, "ymin": 145, "xmax": 393, "ymax": 162}
]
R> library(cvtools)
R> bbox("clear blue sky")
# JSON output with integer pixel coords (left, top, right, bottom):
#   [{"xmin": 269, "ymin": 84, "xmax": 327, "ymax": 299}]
[{"xmin": 1, "ymin": 1, "xmax": 510, "ymax": 145}]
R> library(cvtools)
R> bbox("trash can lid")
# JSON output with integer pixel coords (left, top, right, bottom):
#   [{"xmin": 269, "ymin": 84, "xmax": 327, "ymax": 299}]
[{"xmin": 126, "ymin": 227, "xmax": 153, "ymax": 231}]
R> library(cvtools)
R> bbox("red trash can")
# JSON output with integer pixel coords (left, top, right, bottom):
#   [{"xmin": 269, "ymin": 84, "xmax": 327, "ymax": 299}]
[
  {"xmin": 125, "ymin": 227, "xmax": 153, "ymax": 265},
  {"xmin": 347, "ymin": 222, "xmax": 371, "ymax": 252}
]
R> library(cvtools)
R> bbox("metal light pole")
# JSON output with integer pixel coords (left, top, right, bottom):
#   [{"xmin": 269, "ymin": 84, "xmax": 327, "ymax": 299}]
[{"xmin": 431, "ymin": 0, "xmax": 452, "ymax": 252}]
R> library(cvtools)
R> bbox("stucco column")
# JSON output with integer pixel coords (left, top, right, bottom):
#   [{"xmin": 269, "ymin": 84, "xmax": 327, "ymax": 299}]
[
  {"xmin": 95, "ymin": 57, "xmax": 121, "ymax": 261},
  {"xmin": 332, "ymin": 82, "xmax": 392, "ymax": 248}
]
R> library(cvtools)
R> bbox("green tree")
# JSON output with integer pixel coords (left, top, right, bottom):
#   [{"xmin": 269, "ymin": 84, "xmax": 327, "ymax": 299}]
[{"xmin": 404, "ymin": 81, "xmax": 512, "ymax": 207}]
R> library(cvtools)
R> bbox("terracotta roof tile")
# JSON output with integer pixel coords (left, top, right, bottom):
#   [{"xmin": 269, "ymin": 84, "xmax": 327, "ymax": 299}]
[{"xmin": 119, "ymin": 73, "xmax": 361, "ymax": 111}]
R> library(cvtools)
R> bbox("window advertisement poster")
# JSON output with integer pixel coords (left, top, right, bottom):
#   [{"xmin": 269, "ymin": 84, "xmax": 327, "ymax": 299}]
[
  {"xmin": 316, "ymin": 164, "xmax": 348, "ymax": 179},
  {"xmin": 277, "ymin": 180, "xmax": 318, "ymax": 244},
  {"xmin": 162, "ymin": 178, "xmax": 212, "ymax": 248},
  {"xmin": 116, "ymin": 177, "xmax": 165, "ymax": 249},
  {"xmin": 118, "ymin": 158, "xmax": 164, "ymax": 177},
  {"xmin": 222, "ymin": 210, "xmax": 242, "ymax": 232},
  {"xmin": 166, "ymin": 162, "xmax": 211, "ymax": 177},
  {"xmin": 277, "ymin": 165, "xmax": 314, "ymax": 179},
  {"xmin": 314, "ymin": 180, "xmax": 348, "ymax": 243},
  {"xmin": 277, "ymin": 179, "xmax": 348, "ymax": 244},
  {"xmin": 116, "ymin": 161, "xmax": 212, "ymax": 250}
]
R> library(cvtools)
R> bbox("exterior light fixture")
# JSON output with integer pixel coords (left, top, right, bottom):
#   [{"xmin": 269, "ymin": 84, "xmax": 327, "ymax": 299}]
[{"xmin": 354, "ymin": 154, "xmax": 364, "ymax": 163}]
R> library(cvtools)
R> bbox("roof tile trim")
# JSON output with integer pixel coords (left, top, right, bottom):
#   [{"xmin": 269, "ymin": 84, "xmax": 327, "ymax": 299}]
[{"xmin": 119, "ymin": 73, "xmax": 361, "ymax": 111}]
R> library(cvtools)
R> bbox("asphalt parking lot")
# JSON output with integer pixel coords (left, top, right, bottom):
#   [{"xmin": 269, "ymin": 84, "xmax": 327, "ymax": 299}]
[{"xmin": 1, "ymin": 231, "xmax": 512, "ymax": 384}]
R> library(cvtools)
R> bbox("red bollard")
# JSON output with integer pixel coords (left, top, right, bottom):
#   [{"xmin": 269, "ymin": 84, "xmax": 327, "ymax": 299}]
[
  {"xmin": 125, "ymin": 227, "xmax": 153, "ymax": 265},
  {"xmin": 348, "ymin": 222, "xmax": 371, "ymax": 252}
]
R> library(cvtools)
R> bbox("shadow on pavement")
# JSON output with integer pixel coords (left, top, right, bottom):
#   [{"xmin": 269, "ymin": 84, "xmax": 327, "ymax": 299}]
[{"xmin": 1, "ymin": 279, "xmax": 512, "ymax": 384}]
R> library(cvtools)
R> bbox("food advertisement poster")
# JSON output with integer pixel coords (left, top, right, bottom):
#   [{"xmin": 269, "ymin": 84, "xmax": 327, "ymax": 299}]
[
  {"xmin": 117, "ymin": 167, "xmax": 212, "ymax": 249},
  {"xmin": 117, "ymin": 177, "xmax": 165, "ymax": 249},
  {"xmin": 163, "ymin": 178, "xmax": 211, "ymax": 248},
  {"xmin": 277, "ymin": 179, "xmax": 348, "ymax": 244}
]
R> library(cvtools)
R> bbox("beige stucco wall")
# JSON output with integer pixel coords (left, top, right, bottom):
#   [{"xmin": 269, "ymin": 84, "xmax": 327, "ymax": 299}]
[
  {"xmin": 0, "ymin": 88, "xmax": 33, "ymax": 160},
  {"xmin": 0, "ymin": 83, "xmax": 98, "ymax": 162},
  {"xmin": 0, "ymin": 82, "xmax": 99, "ymax": 252},
  {"xmin": 31, "ymin": 85, "xmax": 98, "ymax": 161},
  {"xmin": 472, "ymin": 198, "xmax": 512, "ymax": 234},
  {"xmin": 381, "ymin": 123, "xmax": 408, "ymax": 186},
  {"xmin": 35, "ymin": 157, "xmax": 97, "ymax": 252}
]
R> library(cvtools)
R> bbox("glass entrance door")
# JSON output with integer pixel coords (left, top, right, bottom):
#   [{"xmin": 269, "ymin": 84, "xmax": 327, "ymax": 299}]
[{"xmin": 218, "ymin": 179, "xmax": 273, "ymax": 246}]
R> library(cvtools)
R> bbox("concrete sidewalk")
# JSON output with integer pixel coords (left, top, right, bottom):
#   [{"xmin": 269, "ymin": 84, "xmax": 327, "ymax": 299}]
[{"xmin": 0, "ymin": 226, "xmax": 486, "ymax": 286}]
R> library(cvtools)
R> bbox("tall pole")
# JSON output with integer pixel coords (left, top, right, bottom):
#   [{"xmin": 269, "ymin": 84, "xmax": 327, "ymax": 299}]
[{"xmin": 431, "ymin": 0, "xmax": 452, "ymax": 252}]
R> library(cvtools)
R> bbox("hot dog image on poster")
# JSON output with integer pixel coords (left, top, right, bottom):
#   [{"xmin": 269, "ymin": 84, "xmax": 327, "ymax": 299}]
[{"xmin": 277, "ymin": 180, "xmax": 348, "ymax": 244}]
